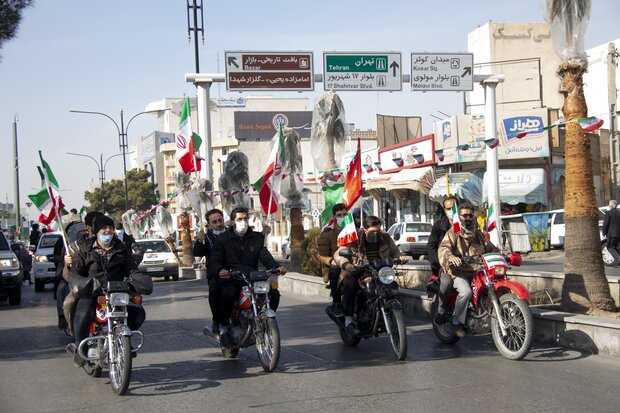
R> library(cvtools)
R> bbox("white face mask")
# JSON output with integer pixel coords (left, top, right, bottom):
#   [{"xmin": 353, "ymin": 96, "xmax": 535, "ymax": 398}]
[
  {"xmin": 115, "ymin": 230, "xmax": 124, "ymax": 239},
  {"xmin": 336, "ymin": 217, "xmax": 344, "ymax": 226},
  {"xmin": 234, "ymin": 221, "xmax": 248, "ymax": 235},
  {"xmin": 212, "ymin": 228, "xmax": 226, "ymax": 236}
]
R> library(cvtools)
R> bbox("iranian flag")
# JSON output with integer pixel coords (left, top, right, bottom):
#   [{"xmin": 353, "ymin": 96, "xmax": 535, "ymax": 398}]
[
  {"xmin": 252, "ymin": 125, "xmax": 285, "ymax": 215},
  {"xmin": 321, "ymin": 183, "xmax": 344, "ymax": 228},
  {"xmin": 337, "ymin": 213, "xmax": 359, "ymax": 247},
  {"xmin": 28, "ymin": 152, "xmax": 64, "ymax": 226},
  {"xmin": 450, "ymin": 202, "xmax": 462, "ymax": 233},
  {"xmin": 342, "ymin": 138, "xmax": 362, "ymax": 209},
  {"xmin": 176, "ymin": 97, "xmax": 202, "ymax": 173},
  {"xmin": 579, "ymin": 116, "xmax": 604, "ymax": 133},
  {"xmin": 487, "ymin": 202, "xmax": 497, "ymax": 232}
]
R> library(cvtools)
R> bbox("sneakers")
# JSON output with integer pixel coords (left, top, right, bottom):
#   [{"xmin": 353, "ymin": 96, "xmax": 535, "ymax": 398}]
[
  {"xmin": 345, "ymin": 322, "xmax": 360, "ymax": 337},
  {"xmin": 219, "ymin": 331, "xmax": 234, "ymax": 348},
  {"xmin": 454, "ymin": 324, "xmax": 466, "ymax": 338},
  {"xmin": 434, "ymin": 312, "xmax": 447, "ymax": 325},
  {"xmin": 331, "ymin": 302, "xmax": 344, "ymax": 317},
  {"xmin": 211, "ymin": 322, "xmax": 220, "ymax": 336}
]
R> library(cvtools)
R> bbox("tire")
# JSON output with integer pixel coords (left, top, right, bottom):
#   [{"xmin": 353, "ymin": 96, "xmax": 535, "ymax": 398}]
[
  {"xmin": 602, "ymin": 243, "xmax": 617, "ymax": 267},
  {"xmin": 109, "ymin": 332, "xmax": 132, "ymax": 395},
  {"xmin": 172, "ymin": 273, "xmax": 179, "ymax": 281},
  {"xmin": 386, "ymin": 307, "xmax": 407, "ymax": 360},
  {"xmin": 8, "ymin": 286, "xmax": 21, "ymax": 306},
  {"xmin": 338, "ymin": 326, "xmax": 361, "ymax": 347},
  {"xmin": 430, "ymin": 297, "xmax": 460, "ymax": 344},
  {"xmin": 255, "ymin": 317, "xmax": 281, "ymax": 372},
  {"xmin": 34, "ymin": 279, "xmax": 44, "ymax": 292},
  {"xmin": 221, "ymin": 347, "xmax": 239, "ymax": 358},
  {"xmin": 83, "ymin": 361, "xmax": 102, "ymax": 377},
  {"xmin": 491, "ymin": 293, "xmax": 534, "ymax": 360}
]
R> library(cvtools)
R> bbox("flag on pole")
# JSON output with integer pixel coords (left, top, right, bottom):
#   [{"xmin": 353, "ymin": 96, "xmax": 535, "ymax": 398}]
[
  {"xmin": 578, "ymin": 116, "xmax": 604, "ymax": 133},
  {"xmin": 337, "ymin": 213, "xmax": 359, "ymax": 247},
  {"xmin": 320, "ymin": 183, "xmax": 344, "ymax": 228},
  {"xmin": 176, "ymin": 97, "xmax": 202, "ymax": 173},
  {"xmin": 28, "ymin": 152, "xmax": 65, "ymax": 226},
  {"xmin": 487, "ymin": 202, "xmax": 496, "ymax": 232},
  {"xmin": 450, "ymin": 203, "xmax": 461, "ymax": 233},
  {"xmin": 342, "ymin": 138, "xmax": 362, "ymax": 209},
  {"xmin": 252, "ymin": 125, "xmax": 285, "ymax": 215}
]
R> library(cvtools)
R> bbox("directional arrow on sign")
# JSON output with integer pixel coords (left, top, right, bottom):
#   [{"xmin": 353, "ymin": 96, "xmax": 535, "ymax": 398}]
[
  {"xmin": 390, "ymin": 61, "xmax": 400, "ymax": 77},
  {"xmin": 227, "ymin": 56, "xmax": 239, "ymax": 68},
  {"xmin": 461, "ymin": 67, "xmax": 472, "ymax": 78}
]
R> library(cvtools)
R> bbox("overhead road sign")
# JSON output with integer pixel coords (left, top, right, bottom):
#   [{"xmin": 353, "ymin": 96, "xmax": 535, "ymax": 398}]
[
  {"xmin": 323, "ymin": 52, "xmax": 402, "ymax": 91},
  {"xmin": 410, "ymin": 53, "xmax": 473, "ymax": 92},
  {"xmin": 225, "ymin": 51, "xmax": 314, "ymax": 91}
]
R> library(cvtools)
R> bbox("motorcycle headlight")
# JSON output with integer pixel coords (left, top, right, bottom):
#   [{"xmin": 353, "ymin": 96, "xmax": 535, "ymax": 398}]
[
  {"xmin": 109, "ymin": 293, "xmax": 130, "ymax": 306},
  {"xmin": 253, "ymin": 281, "xmax": 270, "ymax": 294},
  {"xmin": 494, "ymin": 266, "xmax": 506, "ymax": 276},
  {"xmin": 378, "ymin": 267, "xmax": 396, "ymax": 285}
]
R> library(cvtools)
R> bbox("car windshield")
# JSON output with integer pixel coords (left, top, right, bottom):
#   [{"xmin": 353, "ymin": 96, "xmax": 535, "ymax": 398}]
[
  {"xmin": 0, "ymin": 234, "xmax": 9, "ymax": 250},
  {"xmin": 39, "ymin": 234, "xmax": 61, "ymax": 248},
  {"xmin": 405, "ymin": 223, "xmax": 432, "ymax": 232},
  {"xmin": 138, "ymin": 241, "xmax": 170, "ymax": 253}
]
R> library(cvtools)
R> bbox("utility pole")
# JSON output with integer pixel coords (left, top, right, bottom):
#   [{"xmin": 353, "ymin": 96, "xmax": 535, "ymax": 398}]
[
  {"xmin": 187, "ymin": 0, "xmax": 204, "ymax": 73},
  {"xmin": 607, "ymin": 42, "xmax": 618, "ymax": 200},
  {"xmin": 12, "ymin": 114, "xmax": 21, "ymax": 236}
]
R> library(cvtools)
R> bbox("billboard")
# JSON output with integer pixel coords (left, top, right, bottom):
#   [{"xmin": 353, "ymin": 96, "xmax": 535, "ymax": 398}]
[{"xmin": 234, "ymin": 111, "xmax": 313, "ymax": 141}]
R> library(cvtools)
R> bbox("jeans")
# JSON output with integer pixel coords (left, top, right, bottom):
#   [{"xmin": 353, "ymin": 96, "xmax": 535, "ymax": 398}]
[
  {"xmin": 328, "ymin": 267, "xmax": 341, "ymax": 303},
  {"xmin": 73, "ymin": 297, "xmax": 146, "ymax": 345},
  {"xmin": 438, "ymin": 273, "xmax": 472, "ymax": 326}
]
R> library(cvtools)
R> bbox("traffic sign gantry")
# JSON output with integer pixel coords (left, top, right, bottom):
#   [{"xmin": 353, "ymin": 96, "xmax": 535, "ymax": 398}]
[
  {"xmin": 225, "ymin": 51, "xmax": 314, "ymax": 91},
  {"xmin": 323, "ymin": 52, "xmax": 402, "ymax": 91},
  {"xmin": 410, "ymin": 53, "xmax": 473, "ymax": 92}
]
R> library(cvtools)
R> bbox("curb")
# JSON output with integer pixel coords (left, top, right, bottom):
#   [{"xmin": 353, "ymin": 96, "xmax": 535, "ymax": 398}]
[{"xmin": 279, "ymin": 272, "xmax": 620, "ymax": 357}]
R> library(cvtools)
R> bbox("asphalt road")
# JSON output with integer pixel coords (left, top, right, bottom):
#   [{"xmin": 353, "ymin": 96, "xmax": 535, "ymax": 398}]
[{"xmin": 1, "ymin": 280, "xmax": 619, "ymax": 413}]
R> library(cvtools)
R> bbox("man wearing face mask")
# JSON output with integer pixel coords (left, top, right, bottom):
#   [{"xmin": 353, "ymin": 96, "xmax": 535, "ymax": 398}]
[
  {"xmin": 427, "ymin": 196, "xmax": 458, "ymax": 277},
  {"xmin": 318, "ymin": 203, "xmax": 348, "ymax": 316},
  {"xmin": 208, "ymin": 206, "xmax": 287, "ymax": 349},
  {"xmin": 193, "ymin": 208, "xmax": 228, "ymax": 335},
  {"xmin": 437, "ymin": 202, "xmax": 499, "ymax": 337},
  {"xmin": 334, "ymin": 215, "xmax": 407, "ymax": 336},
  {"xmin": 67, "ymin": 215, "xmax": 146, "ymax": 367}
]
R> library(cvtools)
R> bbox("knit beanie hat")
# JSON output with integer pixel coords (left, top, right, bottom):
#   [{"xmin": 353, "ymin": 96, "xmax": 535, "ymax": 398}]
[{"xmin": 93, "ymin": 215, "xmax": 115, "ymax": 234}]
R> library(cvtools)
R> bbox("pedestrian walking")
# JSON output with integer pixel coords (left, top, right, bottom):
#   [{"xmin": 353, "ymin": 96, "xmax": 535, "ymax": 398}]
[{"xmin": 603, "ymin": 200, "xmax": 620, "ymax": 265}]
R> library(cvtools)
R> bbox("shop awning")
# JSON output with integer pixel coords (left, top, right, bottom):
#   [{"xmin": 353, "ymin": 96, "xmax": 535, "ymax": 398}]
[
  {"xmin": 429, "ymin": 172, "xmax": 484, "ymax": 206},
  {"xmin": 385, "ymin": 166, "xmax": 435, "ymax": 195},
  {"xmin": 483, "ymin": 168, "xmax": 547, "ymax": 206}
]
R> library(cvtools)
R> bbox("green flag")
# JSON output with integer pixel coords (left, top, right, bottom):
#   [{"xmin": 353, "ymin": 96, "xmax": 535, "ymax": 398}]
[{"xmin": 321, "ymin": 183, "xmax": 344, "ymax": 227}]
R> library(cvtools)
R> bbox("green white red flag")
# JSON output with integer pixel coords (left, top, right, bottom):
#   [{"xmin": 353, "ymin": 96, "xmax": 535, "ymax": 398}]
[
  {"xmin": 342, "ymin": 138, "xmax": 362, "ymax": 209},
  {"xmin": 450, "ymin": 202, "xmax": 461, "ymax": 232},
  {"xmin": 176, "ymin": 97, "xmax": 202, "ymax": 173},
  {"xmin": 337, "ymin": 212, "xmax": 359, "ymax": 247},
  {"xmin": 578, "ymin": 116, "xmax": 604, "ymax": 133},
  {"xmin": 487, "ymin": 202, "xmax": 496, "ymax": 231},
  {"xmin": 28, "ymin": 151, "xmax": 64, "ymax": 226},
  {"xmin": 252, "ymin": 125, "xmax": 285, "ymax": 215}
]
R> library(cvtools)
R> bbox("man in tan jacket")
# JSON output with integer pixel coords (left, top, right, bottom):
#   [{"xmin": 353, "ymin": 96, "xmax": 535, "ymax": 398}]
[
  {"xmin": 317, "ymin": 203, "xmax": 348, "ymax": 316},
  {"xmin": 437, "ymin": 202, "xmax": 499, "ymax": 337}
]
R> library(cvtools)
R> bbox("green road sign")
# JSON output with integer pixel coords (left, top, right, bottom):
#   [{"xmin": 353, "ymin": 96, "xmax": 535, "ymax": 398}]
[{"xmin": 323, "ymin": 52, "xmax": 402, "ymax": 91}]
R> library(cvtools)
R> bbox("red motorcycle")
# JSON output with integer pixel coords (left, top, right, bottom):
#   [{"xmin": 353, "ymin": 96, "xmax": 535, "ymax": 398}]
[{"xmin": 427, "ymin": 253, "xmax": 533, "ymax": 360}]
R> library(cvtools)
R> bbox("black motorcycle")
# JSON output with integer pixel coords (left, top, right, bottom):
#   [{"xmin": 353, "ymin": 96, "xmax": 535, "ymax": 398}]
[{"xmin": 325, "ymin": 250, "xmax": 408, "ymax": 360}]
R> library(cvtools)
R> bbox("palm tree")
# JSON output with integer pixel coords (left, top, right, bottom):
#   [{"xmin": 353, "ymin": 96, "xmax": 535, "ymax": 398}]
[
  {"xmin": 545, "ymin": 0, "xmax": 616, "ymax": 312},
  {"xmin": 281, "ymin": 127, "xmax": 304, "ymax": 272}
]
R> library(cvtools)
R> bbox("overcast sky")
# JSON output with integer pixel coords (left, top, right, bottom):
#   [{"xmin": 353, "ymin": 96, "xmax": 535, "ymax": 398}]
[{"xmin": 1, "ymin": 0, "xmax": 619, "ymax": 211}]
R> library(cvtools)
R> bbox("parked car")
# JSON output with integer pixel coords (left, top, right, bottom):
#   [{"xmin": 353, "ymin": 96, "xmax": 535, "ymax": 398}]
[
  {"xmin": 32, "ymin": 232, "xmax": 62, "ymax": 292},
  {"xmin": 0, "ymin": 232, "xmax": 23, "ymax": 305},
  {"xmin": 387, "ymin": 222, "xmax": 432, "ymax": 258},
  {"xmin": 137, "ymin": 239, "xmax": 180, "ymax": 281}
]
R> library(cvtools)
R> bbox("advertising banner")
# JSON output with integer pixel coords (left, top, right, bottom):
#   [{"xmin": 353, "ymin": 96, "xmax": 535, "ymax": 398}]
[{"xmin": 234, "ymin": 111, "xmax": 312, "ymax": 141}]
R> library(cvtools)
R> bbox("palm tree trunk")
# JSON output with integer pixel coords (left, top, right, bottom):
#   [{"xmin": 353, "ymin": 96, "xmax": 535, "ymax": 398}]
[
  {"xmin": 289, "ymin": 207, "xmax": 304, "ymax": 272},
  {"xmin": 559, "ymin": 61, "xmax": 616, "ymax": 312},
  {"xmin": 179, "ymin": 211, "xmax": 194, "ymax": 267}
]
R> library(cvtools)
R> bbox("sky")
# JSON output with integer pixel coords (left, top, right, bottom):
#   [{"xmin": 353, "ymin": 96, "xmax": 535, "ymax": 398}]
[{"xmin": 1, "ymin": 0, "xmax": 619, "ymax": 214}]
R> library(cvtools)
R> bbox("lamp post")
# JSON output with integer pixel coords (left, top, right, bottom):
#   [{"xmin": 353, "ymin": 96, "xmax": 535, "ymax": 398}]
[
  {"xmin": 67, "ymin": 152, "xmax": 126, "ymax": 213},
  {"xmin": 69, "ymin": 109, "xmax": 156, "ymax": 210}
]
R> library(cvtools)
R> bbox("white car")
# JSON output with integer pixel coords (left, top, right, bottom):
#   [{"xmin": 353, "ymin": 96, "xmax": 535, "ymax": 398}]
[
  {"xmin": 32, "ymin": 232, "xmax": 63, "ymax": 292},
  {"xmin": 137, "ymin": 239, "xmax": 180, "ymax": 281},
  {"xmin": 549, "ymin": 207, "xmax": 606, "ymax": 248},
  {"xmin": 387, "ymin": 222, "xmax": 433, "ymax": 258},
  {"xmin": 0, "ymin": 232, "xmax": 23, "ymax": 305}
]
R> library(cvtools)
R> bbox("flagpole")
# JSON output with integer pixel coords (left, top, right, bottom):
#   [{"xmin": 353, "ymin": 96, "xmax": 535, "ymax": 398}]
[{"xmin": 47, "ymin": 178, "xmax": 69, "ymax": 252}]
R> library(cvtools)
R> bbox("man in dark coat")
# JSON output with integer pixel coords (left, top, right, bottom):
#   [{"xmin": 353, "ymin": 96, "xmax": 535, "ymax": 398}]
[
  {"xmin": 603, "ymin": 200, "xmax": 620, "ymax": 264},
  {"xmin": 427, "ymin": 196, "xmax": 458, "ymax": 276},
  {"xmin": 208, "ymin": 206, "xmax": 286, "ymax": 348}
]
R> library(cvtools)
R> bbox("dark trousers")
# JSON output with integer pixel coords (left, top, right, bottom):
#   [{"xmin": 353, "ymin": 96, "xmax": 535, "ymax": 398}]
[
  {"xmin": 329, "ymin": 267, "xmax": 341, "ymax": 303},
  {"xmin": 342, "ymin": 276, "xmax": 360, "ymax": 317},
  {"xmin": 73, "ymin": 298, "xmax": 146, "ymax": 344},
  {"xmin": 219, "ymin": 279, "xmax": 280, "ymax": 327},
  {"xmin": 607, "ymin": 237, "xmax": 620, "ymax": 262},
  {"xmin": 208, "ymin": 277, "xmax": 222, "ymax": 324},
  {"xmin": 56, "ymin": 280, "xmax": 69, "ymax": 325}
]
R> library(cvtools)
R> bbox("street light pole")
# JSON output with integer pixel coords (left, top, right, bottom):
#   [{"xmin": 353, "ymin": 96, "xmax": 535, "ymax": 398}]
[{"xmin": 12, "ymin": 114, "xmax": 21, "ymax": 236}]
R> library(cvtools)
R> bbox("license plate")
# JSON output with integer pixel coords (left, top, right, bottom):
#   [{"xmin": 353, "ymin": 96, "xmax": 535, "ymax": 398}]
[
  {"xmin": 418, "ymin": 236, "xmax": 428, "ymax": 242},
  {"xmin": 109, "ymin": 311, "xmax": 127, "ymax": 318},
  {"xmin": 146, "ymin": 266, "xmax": 164, "ymax": 272}
]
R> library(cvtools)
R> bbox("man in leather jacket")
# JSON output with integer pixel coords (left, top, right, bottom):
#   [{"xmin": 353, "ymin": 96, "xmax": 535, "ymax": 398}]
[
  {"xmin": 208, "ymin": 206, "xmax": 286, "ymax": 348},
  {"xmin": 427, "ymin": 196, "xmax": 458, "ymax": 277},
  {"xmin": 66, "ymin": 215, "xmax": 146, "ymax": 367},
  {"xmin": 317, "ymin": 203, "xmax": 348, "ymax": 316}
]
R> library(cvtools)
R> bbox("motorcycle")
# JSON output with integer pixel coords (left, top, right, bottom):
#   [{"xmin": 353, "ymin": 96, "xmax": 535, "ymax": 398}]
[
  {"xmin": 215, "ymin": 268, "xmax": 281, "ymax": 372},
  {"xmin": 76, "ymin": 281, "xmax": 144, "ymax": 395},
  {"xmin": 325, "ymin": 250, "xmax": 408, "ymax": 361},
  {"xmin": 427, "ymin": 252, "xmax": 533, "ymax": 360}
]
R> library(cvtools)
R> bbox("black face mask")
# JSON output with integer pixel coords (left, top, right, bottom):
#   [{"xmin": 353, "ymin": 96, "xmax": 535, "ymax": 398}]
[{"xmin": 366, "ymin": 232, "xmax": 379, "ymax": 243}]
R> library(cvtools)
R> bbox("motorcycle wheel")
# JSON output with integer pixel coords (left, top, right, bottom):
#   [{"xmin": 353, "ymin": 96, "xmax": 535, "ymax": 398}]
[
  {"xmin": 386, "ymin": 308, "xmax": 408, "ymax": 360},
  {"xmin": 338, "ymin": 326, "xmax": 361, "ymax": 347},
  {"xmin": 255, "ymin": 317, "xmax": 280, "ymax": 372},
  {"xmin": 430, "ymin": 298, "xmax": 459, "ymax": 344},
  {"xmin": 491, "ymin": 293, "xmax": 534, "ymax": 360},
  {"xmin": 83, "ymin": 360, "xmax": 102, "ymax": 377},
  {"xmin": 109, "ymin": 332, "xmax": 132, "ymax": 395}
]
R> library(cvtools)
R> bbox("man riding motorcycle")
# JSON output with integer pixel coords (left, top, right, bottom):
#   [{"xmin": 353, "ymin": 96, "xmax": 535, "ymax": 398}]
[
  {"xmin": 318, "ymin": 203, "xmax": 348, "ymax": 316},
  {"xmin": 207, "ymin": 206, "xmax": 286, "ymax": 348},
  {"xmin": 334, "ymin": 215, "xmax": 407, "ymax": 336},
  {"xmin": 437, "ymin": 202, "xmax": 499, "ymax": 337},
  {"xmin": 67, "ymin": 215, "xmax": 146, "ymax": 367}
]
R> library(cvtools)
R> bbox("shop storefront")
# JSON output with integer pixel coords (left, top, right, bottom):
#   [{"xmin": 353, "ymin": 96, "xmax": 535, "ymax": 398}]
[{"xmin": 429, "ymin": 172, "xmax": 484, "ymax": 206}]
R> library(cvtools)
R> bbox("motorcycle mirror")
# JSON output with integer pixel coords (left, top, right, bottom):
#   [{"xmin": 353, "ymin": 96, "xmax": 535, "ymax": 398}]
[
  {"xmin": 339, "ymin": 248, "xmax": 353, "ymax": 258},
  {"xmin": 508, "ymin": 253, "xmax": 522, "ymax": 267},
  {"xmin": 384, "ymin": 256, "xmax": 394, "ymax": 267}
]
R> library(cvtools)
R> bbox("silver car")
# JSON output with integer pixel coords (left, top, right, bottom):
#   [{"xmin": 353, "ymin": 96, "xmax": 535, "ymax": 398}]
[
  {"xmin": 387, "ymin": 222, "xmax": 432, "ymax": 259},
  {"xmin": 137, "ymin": 239, "xmax": 180, "ymax": 281}
]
